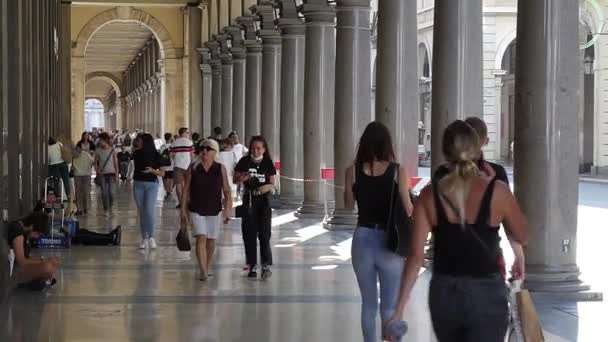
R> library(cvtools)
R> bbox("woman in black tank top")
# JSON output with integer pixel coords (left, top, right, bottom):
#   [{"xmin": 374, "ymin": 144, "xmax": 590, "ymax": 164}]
[
  {"xmin": 343, "ymin": 122, "xmax": 414, "ymax": 342},
  {"xmin": 387, "ymin": 120, "xmax": 528, "ymax": 342}
]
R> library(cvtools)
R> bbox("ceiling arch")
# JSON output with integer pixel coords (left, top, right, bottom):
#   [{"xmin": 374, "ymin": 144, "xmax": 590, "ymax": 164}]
[
  {"xmin": 73, "ymin": 6, "xmax": 177, "ymax": 59},
  {"xmin": 85, "ymin": 71, "xmax": 123, "ymax": 98}
]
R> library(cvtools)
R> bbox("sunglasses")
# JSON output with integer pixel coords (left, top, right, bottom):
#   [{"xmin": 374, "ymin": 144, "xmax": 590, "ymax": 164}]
[{"xmin": 201, "ymin": 146, "xmax": 215, "ymax": 152}]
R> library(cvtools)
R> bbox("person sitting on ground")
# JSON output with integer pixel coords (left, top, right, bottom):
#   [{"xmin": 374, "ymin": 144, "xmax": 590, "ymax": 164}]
[{"xmin": 5, "ymin": 211, "xmax": 59, "ymax": 290}]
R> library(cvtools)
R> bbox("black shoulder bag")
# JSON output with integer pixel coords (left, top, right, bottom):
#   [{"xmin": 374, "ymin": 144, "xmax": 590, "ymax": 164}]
[{"xmin": 385, "ymin": 163, "xmax": 413, "ymax": 257}]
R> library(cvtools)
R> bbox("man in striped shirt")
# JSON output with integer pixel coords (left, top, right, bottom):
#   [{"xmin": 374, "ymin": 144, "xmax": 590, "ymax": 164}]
[{"xmin": 171, "ymin": 127, "xmax": 195, "ymax": 209}]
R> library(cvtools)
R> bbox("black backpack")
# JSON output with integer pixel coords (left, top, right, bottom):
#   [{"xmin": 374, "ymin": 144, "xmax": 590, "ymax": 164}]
[{"xmin": 159, "ymin": 148, "xmax": 171, "ymax": 167}]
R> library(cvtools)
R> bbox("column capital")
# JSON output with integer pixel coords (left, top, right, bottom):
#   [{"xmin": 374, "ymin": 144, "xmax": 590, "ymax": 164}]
[
  {"xmin": 277, "ymin": 0, "xmax": 300, "ymax": 19},
  {"xmin": 197, "ymin": 47, "xmax": 212, "ymax": 64},
  {"xmin": 278, "ymin": 16, "xmax": 306, "ymax": 35},
  {"xmin": 302, "ymin": 3, "xmax": 336, "ymax": 23},
  {"xmin": 244, "ymin": 40, "xmax": 263, "ymax": 53},
  {"xmin": 205, "ymin": 39, "xmax": 222, "ymax": 58},
  {"xmin": 235, "ymin": 15, "xmax": 259, "ymax": 41},
  {"xmin": 336, "ymin": 0, "xmax": 371, "ymax": 7}
]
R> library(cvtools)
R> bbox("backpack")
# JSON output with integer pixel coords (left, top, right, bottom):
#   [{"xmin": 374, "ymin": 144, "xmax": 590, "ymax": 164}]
[{"xmin": 160, "ymin": 147, "xmax": 171, "ymax": 167}]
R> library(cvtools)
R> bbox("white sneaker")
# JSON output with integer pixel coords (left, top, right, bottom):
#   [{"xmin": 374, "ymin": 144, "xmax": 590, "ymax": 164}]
[
  {"xmin": 139, "ymin": 239, "xmax": 149, "ymax": 249},
  {"xmin": 148, "ymin": 238, "xmax": 157, "ymax": 249}
]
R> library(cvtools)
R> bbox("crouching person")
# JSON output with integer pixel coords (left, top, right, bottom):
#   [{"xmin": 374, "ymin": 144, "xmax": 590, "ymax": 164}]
[{"xmin": 6, "ymin": 211, "xmax": 59, "ymax": 290}]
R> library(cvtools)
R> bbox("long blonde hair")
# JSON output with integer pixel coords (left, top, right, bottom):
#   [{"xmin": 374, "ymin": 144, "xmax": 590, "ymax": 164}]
[{"xmin": 439, "ymin": 120, "xmax": 481, "ymax": 225}]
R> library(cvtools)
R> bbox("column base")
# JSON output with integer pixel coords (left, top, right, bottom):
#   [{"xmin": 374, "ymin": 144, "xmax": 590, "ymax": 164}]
[
  {"xmin": 278, "ymin": 194, "xmax": 304, "ymax": 209},
  {"xmin": 524, "ymin": 265, "xmax": 602, "ymax": 301},
  {"xmin": 295, "ymin": 200, "xmax": 334, "ymax": 219},
  {"xmin": 323, "ymin": 208, "xmax": 357, "ymax": 230}
]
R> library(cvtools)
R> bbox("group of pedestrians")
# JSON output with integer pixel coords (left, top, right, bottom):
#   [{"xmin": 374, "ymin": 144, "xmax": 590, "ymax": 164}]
[{"xmin": 346, "ymin": 118, "xmax": 528, "ymax": 342}]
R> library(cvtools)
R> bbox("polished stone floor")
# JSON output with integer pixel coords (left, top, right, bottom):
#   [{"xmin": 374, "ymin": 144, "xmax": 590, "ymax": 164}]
[{"xmin": 1, "ymin": 179, "xmax": 607, "ymax": 341}]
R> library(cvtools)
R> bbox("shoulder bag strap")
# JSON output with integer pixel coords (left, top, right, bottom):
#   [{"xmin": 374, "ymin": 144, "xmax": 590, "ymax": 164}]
[
  {"xmin": 100, "ymin": 148, "xmax": 114, "ymax": 173},
  {"xmin": 385, "ymin": 163, "xmax": 399, "ymax": 229}
]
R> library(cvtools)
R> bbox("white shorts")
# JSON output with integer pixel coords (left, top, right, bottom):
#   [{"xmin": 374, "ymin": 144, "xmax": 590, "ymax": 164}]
[{"xmin": 190, "ymin": 212, "xmax": 222, "ymax": 239}]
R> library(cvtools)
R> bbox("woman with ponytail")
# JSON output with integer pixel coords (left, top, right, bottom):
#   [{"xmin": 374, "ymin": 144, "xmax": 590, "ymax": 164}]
[{"xmin": 386, "ymin": 120, "xmax": 528, "ymax": 342}]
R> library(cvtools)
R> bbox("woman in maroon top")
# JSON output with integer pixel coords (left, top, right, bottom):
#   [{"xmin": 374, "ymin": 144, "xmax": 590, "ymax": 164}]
[{"xmin": 181, "ymin": 139, "xmax": 232, "ymax": 281}]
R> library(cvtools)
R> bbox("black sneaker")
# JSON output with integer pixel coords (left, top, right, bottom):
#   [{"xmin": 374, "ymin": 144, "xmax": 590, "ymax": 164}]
[
  {"xmin": 247, "ymin": 265, "xmax": 258, "ymax": 278},
  {"xmin": 261, "ymin": 266, "xmax": 272, "ymax": 280},
  {"xmin": 112, "ymin": 225, "xmax": 122, "ymax": 246}
]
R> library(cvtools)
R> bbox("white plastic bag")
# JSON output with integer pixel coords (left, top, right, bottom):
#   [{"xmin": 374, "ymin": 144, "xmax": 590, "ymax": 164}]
[{"xmin": 506, "ymin": 280, "xmax": 525, "ymax": 342}]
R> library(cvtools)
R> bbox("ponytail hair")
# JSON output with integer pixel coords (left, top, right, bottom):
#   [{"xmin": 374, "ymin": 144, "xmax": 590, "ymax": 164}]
[{"xmin": 439, "ymin": 120, "xmax": 481, "ymax": 225}]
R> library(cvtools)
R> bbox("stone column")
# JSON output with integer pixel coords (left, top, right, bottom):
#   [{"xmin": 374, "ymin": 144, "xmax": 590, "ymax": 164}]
[
  {"xmin": 237, "ymin": 15, "xmax": 263, "ymax": 142},
  {"xmin": 514, "ymin": 0, "xmax": 593, "ymax": 296},
  {"xmin": 207, "ymin": 40, "xmax": 223, "ymax": 130},
  {"xmin": 296, "ymin": 1, "xmax": 336, "ymax": 219},
  {"xmin": 158, "ymin": 63, "xmax": 167, "ymax": 134},
  {"xmin": 430, "ymin": 0, "xmax": 483, "ymax": 172},
  {"xmin": 187, "ymin": 4, "xmax": 203, "ymax": 134},
  {"xmin": 493, "ymin": 70, "xmax": 506, "ymax": 159},
  {"xmin": 253, "ymin": 2, "xmax": 282, "ymax": 160},
  {"xmin": 60, "ymin": 2, "xmax": 71, "ymax": 140},
  {"xmin": 198, "ymin": 47, "xmax": 213, "ymax": 137},
  {"xmin": 325, "ymin": 0, "xmax": 372, "ymax": 229},
  {"xmin": 71, "ymin": 57, "xmax": 85, "ymax": 143},
  {"xmin": 163, "ymin": 58, "xmax": 185, "ymax": 134},
  {"xmin": 375, "ymin": 0, "xmax": 419, "ymax": 175},
  {"xmin": 277, "ymin": 1, "xmax": 305, "ymax": 207},
  {"xmin": 218, "ymin": 33, "xmax": 234, "ymax": 132},
  {"xmin": 227, "ymin": 26, "xmax": 247, "ymax": 138}
]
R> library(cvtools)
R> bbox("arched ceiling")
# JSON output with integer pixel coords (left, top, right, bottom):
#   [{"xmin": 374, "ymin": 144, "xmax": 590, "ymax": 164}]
[
  {"xmin": 86, "ymin": 79, "xmax": 116, "ymax": 98},
  {"xmin": 85, "ymin": 21, "xmax": 153, "ymax": 73}
]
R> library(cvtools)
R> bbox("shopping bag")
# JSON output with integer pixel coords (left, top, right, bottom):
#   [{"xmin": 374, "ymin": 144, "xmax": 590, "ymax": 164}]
[
  {"xmin": 517, "ymin": 287, "xmax": 545, "ymax": 342},
  {"xmin": 507, "ymin": 280, "xmax": 525, "ymax": 342}
]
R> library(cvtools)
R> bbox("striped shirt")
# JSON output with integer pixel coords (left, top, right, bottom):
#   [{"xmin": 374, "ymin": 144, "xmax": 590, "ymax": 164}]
[{"xmin": 171, "ymin": 137, "xmax": 194, "ymax": 170}]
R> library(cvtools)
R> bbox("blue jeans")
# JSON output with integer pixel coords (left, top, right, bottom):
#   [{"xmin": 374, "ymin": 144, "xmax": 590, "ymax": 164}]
[
  {"xmin": 100, "ymin": 174, "xmax": 115, "ymax": 211},
  {"xmin": 48, "ymin": 162, "xmax": 70, "ymax": 197},
  {"xmin": 133, "ymin": 181, "xmax": 159, "ymax": 239},
  {"xmin": 351, "ymin": 227, "xmax": 405, "ymax": 342}
]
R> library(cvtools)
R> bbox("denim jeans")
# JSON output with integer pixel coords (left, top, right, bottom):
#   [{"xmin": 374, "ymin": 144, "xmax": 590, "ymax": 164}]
[
  {"xmin": 48, "ymin": 162, "xmax": 70, "ymax": 197},
  {"xmin": 100, "ymin": 174, "xmax": 115, "ymax": 211},
  {"xmin": 351, "ymin": 227, "xmax": 405, "ymax": 342},
  {"xmin": 133, "ymin": 181, "xmax": 159, "ymax": 239},
  {"xmin": 429, "ymin": 274, "xmax": 508, "ymax": 342}
]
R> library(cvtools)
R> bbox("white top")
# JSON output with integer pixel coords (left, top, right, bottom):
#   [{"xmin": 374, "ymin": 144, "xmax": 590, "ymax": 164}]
[
  {"xmin": 233, "ymin": 144, "xmax": 248, "ymax": 162},
  {"xmin": 154, "ymin": 138, "xmax": 164, "ymax": 151},
  {"xmin": 217, "ymin": 150, "xmax": 238, "ymax": 196},
  {"xmin": 171, "ymin": 137, "xmax": 194, "ymax": 170},
  {"xmin": 48, "ymin": 143, "xmax": 64, "ymax": 165}
]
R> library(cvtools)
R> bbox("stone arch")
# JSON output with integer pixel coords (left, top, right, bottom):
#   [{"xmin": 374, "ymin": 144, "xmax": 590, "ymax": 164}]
[
  {"xmin": 85, "ymin": 71, "xmax": 123, "ymax": 96},
  {"xmin": 418, "ymin": 42, "xmax": 430, "ymax": 78},
  {"xmin": 418, "ymin": 36, "xmax": 432, "ymax": 67},
  {"xmin": 73, "ymin": 6, "xmax": 178, "ymax": 59},
  {"xmin": 495, "ymin": 29, "xmax": 517, "ymax": 70}
]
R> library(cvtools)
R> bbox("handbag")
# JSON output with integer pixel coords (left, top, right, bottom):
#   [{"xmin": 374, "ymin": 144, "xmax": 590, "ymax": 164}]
[
  {"xmin": 175, "ymin": 224, "xmax": 191, "ymax": 252},
  {"xmin": 235, "ymin": 191, "xmax": 252, "ymax": 218},
  {"xmin": 60, "ymin": 142, "xmax": 72, "ymax": 163},
  {"xmin": 95, "ymin": 148, "xmax": 114, "ymax": 186},
  {"xmin": 385, "ymin": 163, "xmax": 413, "ymax": 257}
]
